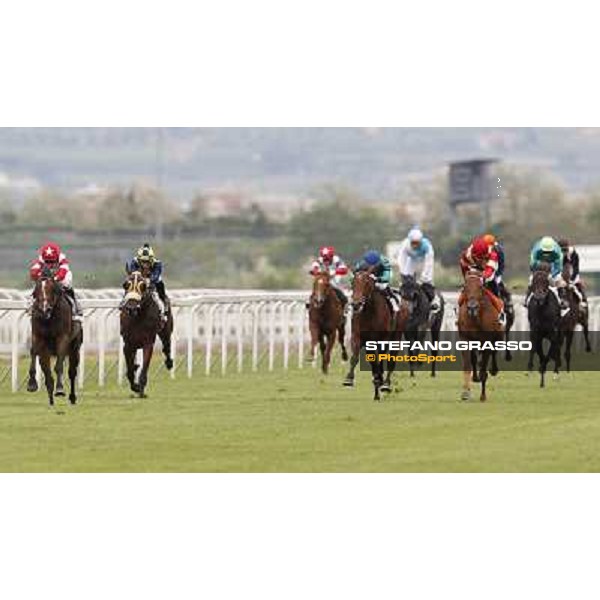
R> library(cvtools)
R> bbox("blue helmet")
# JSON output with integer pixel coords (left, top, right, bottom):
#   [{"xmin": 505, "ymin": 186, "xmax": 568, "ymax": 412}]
[{"xmin": 363, "ymin": 250, "xmax": 381, "ymax": 266}]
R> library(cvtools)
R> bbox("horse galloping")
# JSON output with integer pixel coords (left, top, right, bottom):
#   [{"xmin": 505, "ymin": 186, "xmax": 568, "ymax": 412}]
[
  {"xmin": 120, "ymin": 271, "xmax": 174, "ymax": 398},
  {"xmin": 457, "ymin": 269, "xmax": 504, "ymax": 402},
  {"xmin": 307, "ymin": 271, "xmax": 348, "ymax": 374},
  {"xmin": 27, "ymin": 272, "xmax": 83, "ymax": 406},
  {"xmin": 527, "ymin": 265, "xmax": 562, "ymax": 387},
  {"xmin": 399, "ymin": 275, "xmax": 445, "ymax": 378},
  {"xmin": 343, "ymin": 269, "xmax": 407, "ymax": 400}
]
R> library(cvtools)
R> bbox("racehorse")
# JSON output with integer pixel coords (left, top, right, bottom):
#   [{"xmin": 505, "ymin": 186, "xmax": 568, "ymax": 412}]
[
  {"xmin": 399, "ymin": 275, "xmax": 445, "ymax": 377},
  {"xmin": 457, "ymin": 268, "xmax": 504, "ymax": 402},
  {"xmin": 526, "ymin": 264, "xmax": 562, "ymax": 387},
  {"xmin": 563, "ymin": 262, "xmax": 592, "ymax": 354},
  {"xmin": 343, "ymin": 269, "xmax": 407, "ymax": 400},
  {"xmin": 307, "ymin": 271, "xmax": 348, "ymax": 374},
  {"xmin": 27, "ymin": 270, "xmax": 83, "ymax": 406},
  {"xmin": 558, "ymin": 263, "xmax": 579, "ymax": 372},
  {"xmin": 120, "ymin": 270, "xmax": 174, "ymax": 398}
]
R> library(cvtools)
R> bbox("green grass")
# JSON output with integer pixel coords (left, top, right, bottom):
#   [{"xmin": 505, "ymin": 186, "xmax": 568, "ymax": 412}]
[{"xmin": 0, "ymin": 363, "xmax": 599, "ymax": 472}]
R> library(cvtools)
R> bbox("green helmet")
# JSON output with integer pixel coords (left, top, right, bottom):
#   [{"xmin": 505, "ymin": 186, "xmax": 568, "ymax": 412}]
[
  {"xmin": 540, "ymin": 236, "xmax": 556, "ymax": 253},
  {"xmin": 136, "ymin": 243, "xmax": 155, "ymax": 264}
]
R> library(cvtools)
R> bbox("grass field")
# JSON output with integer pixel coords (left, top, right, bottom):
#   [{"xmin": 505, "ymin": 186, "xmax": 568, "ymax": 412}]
[{"xmin": 1, "ymin": 363, "xmax": 600, "ymax": 472}]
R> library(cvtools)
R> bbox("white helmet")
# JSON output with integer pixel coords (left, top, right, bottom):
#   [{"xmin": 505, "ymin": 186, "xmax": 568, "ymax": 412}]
[{"xmin": 408, "ymin": 227, "xmax": 423, "ymax": 244}]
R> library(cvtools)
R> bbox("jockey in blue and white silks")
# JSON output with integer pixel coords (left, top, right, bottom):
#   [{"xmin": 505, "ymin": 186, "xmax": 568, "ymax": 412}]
[{"xmin": 396, "ymin": 227, "xmax": 439, "ymax": 311}]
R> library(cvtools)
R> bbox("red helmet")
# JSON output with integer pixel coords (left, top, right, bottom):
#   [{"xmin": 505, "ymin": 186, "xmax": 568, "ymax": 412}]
[
  {"xmin": 319, "ymin": 246, "xmax": 335, "ymax": 262},
  {"xmin": 471, "ymin": 238, "xmax": 489, "ymax": 259},
  {"xmin": 40, "ymin": 242, "xmax": 61, "ymax": 264}
]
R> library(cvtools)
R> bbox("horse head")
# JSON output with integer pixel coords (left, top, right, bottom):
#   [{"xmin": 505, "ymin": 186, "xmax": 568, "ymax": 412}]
[
  {"xmin": 33, "ymin": 274, "xmax": 62, "ymax": 321},
  {"xmin": 463, "ymin": 268, "xmax": 484, "ymax": 321},
  {"xmin": 532, "ymin": 264, "xmax": 551, "ymax": 304},
  {"xmin": 121, "ymin": 271, "xmax": 149, "ymax": 317},
  {"xmin": 351, "ymin": 269, "xmax": 376, "ymax": 315},
  {"xmin": 311, "ymin": 270, "xmax": 331, "ymax": 308}
]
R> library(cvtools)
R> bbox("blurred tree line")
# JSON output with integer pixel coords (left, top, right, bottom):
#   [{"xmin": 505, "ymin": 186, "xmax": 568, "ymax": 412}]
[{"xmin": 1, "ymin": 166, "xmax": 600, "ymax": 291}]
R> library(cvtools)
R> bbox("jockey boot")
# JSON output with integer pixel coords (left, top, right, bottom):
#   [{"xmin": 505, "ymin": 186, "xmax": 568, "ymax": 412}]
[
  {"xmin": 575, "ymin": 283, "xmax": 587, "ymax": 309},
  {"xmin": 421, "ymin": 282, "xmax": 440, "ymax": 313},
  {"xmin": 557, "ymin": 286, "xmax": 570, "ymax": 317},
  {"xmin": 381, "ymin": 285, "xmax": 400, "ymax": 313},
  {"xmin": 523, "ymin": 284, "xmax": 532, "ymax": 308},
  {"xmin": 152, "ymin": 290, "xmax": 167, "ymax": 323},
  {"xmin": 65, "ymin": 288, "xmax": 84, "ymax": 321}
]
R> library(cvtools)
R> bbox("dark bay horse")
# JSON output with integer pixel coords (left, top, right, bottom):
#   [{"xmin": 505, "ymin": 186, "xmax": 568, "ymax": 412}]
[
  {"xmin": 563, "ymin": 262, "xmax": 592, "ymax": 354},
  {"xmin": 457, "ymin": 269, "xmax": 504, "ymax": 402},
  {"xmin": 527, "ymin": 265, "xmax": 562, "ymax": 387},
  {"xmin": 307, "ymin": 271, "xmax": 348, "ymax": 374},
  {"xmin": 558, "ymin": 264, "xmax": 579, "ymax": 373},
  {"xmin": 27, "ymin": 274, "xmax": 83, "ymax": 406},
  {"xmin": 343, "ymin": 270, "xmax": 407, "ymax": 400},
  {"xmin": 399, "ymin": 275, "xmax": 445, "ymax": 377},
  {"xmin": 120, "ymin": 271, "xmax": 174, "ymax": 398}
]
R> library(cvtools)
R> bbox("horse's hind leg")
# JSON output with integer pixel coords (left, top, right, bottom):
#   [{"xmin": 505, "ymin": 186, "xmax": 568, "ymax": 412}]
[
  {"xmin": 158, "ymin": 326, "xmax": 174, "ymax": 371},
  {"xmin": 471, "ymin": 350, "xmax": 480, "ymax": 382},
  {"xmin": 39, "ymin": 353, "xmax": 55, "ymax": 406},
  {"xmin": 460, "ymin": 350, "xmax": 472, "ymax": 401},
  {"xmin": 490, "ymin": 350, "xmax": 499, "ymax": 376},
  {"xmin": 27, "ymin": 347, "xmax": 38, "ymax": 392},
  {"xmin": 582, "ymin": 318, "xmax": 592, "ymax": 353},
  {"xmin": 564, "ymin": 330, "xmax": 574, "ymax": 373},
  {"xmin": 372, "ymin": 361, "xmax": 384, "ymax": 401},
  {"xmin": 343, "ymin": 329, "xmax": 360, "ymax": 387}
]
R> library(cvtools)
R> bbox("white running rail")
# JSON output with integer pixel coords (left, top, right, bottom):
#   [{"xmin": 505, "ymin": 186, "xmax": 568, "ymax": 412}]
[{"xmin": 0, "ymin": 290, "xmax": 598, "ymax": 393}]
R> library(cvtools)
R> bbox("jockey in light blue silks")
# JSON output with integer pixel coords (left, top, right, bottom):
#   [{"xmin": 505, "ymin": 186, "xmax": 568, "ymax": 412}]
[
  {"xmin": 525, "ymin": 236, "xmax": 569, "ymax": 314},
  {"xmin": 396, "ymin": 226, "xmax": 440, "ymax": 312}
]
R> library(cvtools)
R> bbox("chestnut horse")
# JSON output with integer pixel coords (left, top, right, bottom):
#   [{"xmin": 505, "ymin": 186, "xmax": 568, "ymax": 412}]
[
  {"xmin": 307, "ymin": 271, "xmax": 348, "ymax": 374},
  {"xmin": 457, "ymin": 269, "xmax": 504, "ymax": 402},
  {"xmin": 120, "ymin": 271, "xmax": 173, "ymax": 398},
  {"xmin": 27, "ymin": 273, "xmax": 83, "ymax": 406},
  {"xmin": 343, "ymin": 269, "xmax": 407, "ymax": 400}
]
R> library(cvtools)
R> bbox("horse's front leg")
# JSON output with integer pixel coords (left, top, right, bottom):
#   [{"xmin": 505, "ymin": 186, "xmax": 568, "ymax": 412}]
[
  {"xmin": 124, "ymin": 344, "xmax": 138, "ymax": 393},
  {"xmin": 343, "ymin": 326, "xmax": 361, "ymax": 386},
  {"xmin": 39, "ymin": 352, "xmax": 55, "ymax": 407},
  {"xmin": 27, "ymin": 346, "xmax": 38, "ymax": 392},
  {"xmin": 338, "ymin": 317, "xmax": 348, "ymax": 362},
  {"xmin": 307, "ymin": 321, "xmax": 319, "ymax": 363},
  {"xmin": 479, "ymin": 350, "xmax": 491, "ymax": 402},
  {"xmin": 138, "ymin": 344, "xmax": 155, "ymax": 398},
  {"xmin": 322, "ymin": 331, "xmax": 336, "ymax": 375},
  {"xmin": 460, "ymin": 349, "xmax": 472, "ymax": 401},
  {"xmin": 158, "ymin": 323, "xmax": 174, "ymax": 371}
]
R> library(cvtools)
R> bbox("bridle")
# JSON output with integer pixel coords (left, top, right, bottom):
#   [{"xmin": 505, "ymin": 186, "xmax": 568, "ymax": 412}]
[{"xmin": 352, "ymin": 270, "xmax": 376, "ymax": 315}]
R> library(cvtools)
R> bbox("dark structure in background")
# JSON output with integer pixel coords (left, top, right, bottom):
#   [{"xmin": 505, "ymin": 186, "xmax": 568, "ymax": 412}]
[{"xmin": 448, "ymin": 159, "xmax": 498, "ymax": 236}]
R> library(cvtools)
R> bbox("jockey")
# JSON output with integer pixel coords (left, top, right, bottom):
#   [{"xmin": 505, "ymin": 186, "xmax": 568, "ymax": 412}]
[
  {"xmin": 396, "ymin": 226, "xmax": 439, "ymax": 312},
  {"xmin": 459, "ymin": 236, "xmax": 505, "ymax": 324},
  {"xmin": 309, "ymin": 246, "xmax": 349, "ymax": 310},
  {"xmin": 355, "ymin": 249, "xmax": 400, "ymax": 313},
  {"xmin": 127, "ymin": 243, "xmax": 168, "ymax": 322},
  {"xmin": 558, "ymin": 238, "xmax": 587, "ymax": 309},
  {"xmin": 29, "ymin": 242, "xmax": 83, "ymax": 321},
  {"xmin": 526, "ymin": 236, "xmax": 568, "ymax": 313},
  {"xmin": 482, "ymin": 233, "xmax": 513, "ymax": 312}
]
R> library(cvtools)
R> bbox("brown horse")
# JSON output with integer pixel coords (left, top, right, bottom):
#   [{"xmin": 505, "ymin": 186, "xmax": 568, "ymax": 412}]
[
  {"xmin": 457, "ymin": 269, "xmax": 504, "ymax": 402},
  {"xmin": 307, "ymin": 271, "xmax": 348, "ymax": 374},
  {"xmin": 559, "ymin": 264, "xmax": 579, "ymax": 373},
  {"xmin": 27, "ymin": 274, "xmax": 83, "ymax": 406},
  {"xmin": 120, "ymin": 271, "xmax": 174, "ymax": 398},
  {"xmin": 343, "ymin": 269, "xmax": 407, "ymax": 400}
]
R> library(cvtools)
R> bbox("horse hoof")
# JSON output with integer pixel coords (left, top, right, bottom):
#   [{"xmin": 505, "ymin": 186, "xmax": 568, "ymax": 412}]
[
  {"xmin": 461, "ymin": 391, "xmax": 471, "ymax": 401},
  {"xmin": 55, "ymin": 389, "xmax": 66, "ymax": 397},
  {"xmin": 480, "ymin": 396, "xmax": 487, "ymax": 402},
  {"xmin": 139, "ymin": 393, "xmax": 147, "ymax": 399},
  {"xmin": 27, "ymin": 381, "xmax": 38, "ymax": 393},
  {"xmin": 505, "ymin": 353, "xmax": 513, "ymax": 362},
  {"xmin": 69, "ymin": 397, "xmax": 77, "ymax": 405},
  {"xmin": 341, "ymin": 352, "xmax": 349, "ymax": 362},
  {"xmin": 165, "ymin": 358, "xmax": 174, "ymax": 370},
  {"xmin": 342, "ymin": 379, "xmax": 354, "ymax": 387},
  {"xmin": 380, "ymin": 384, "xmax": 391, "ymax": 393}
]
